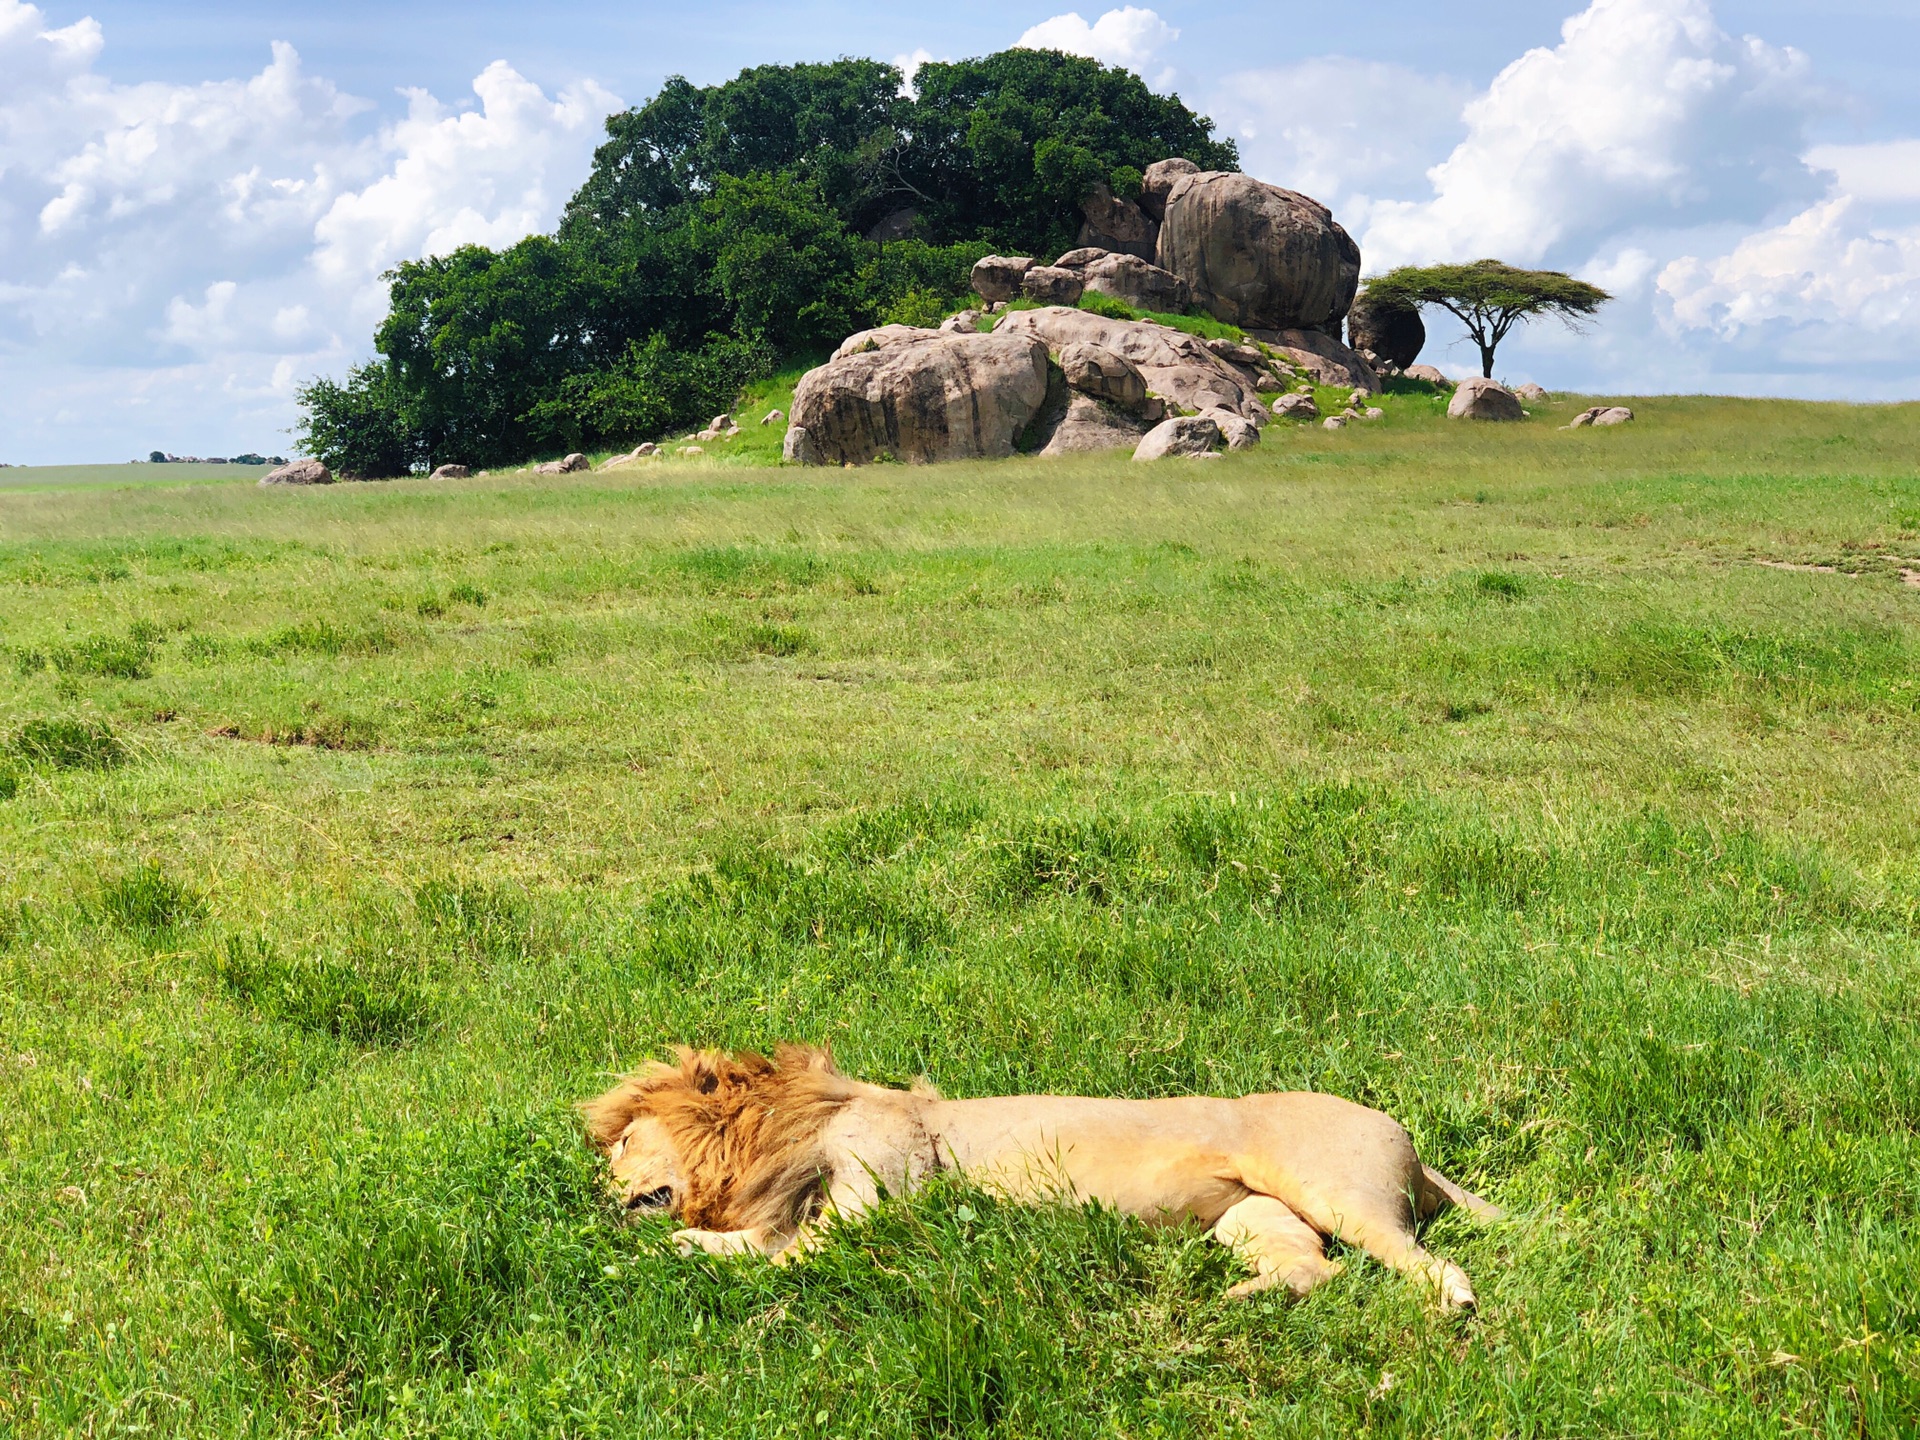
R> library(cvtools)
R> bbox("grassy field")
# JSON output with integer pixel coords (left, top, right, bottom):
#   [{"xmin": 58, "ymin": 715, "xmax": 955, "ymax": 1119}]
[{"xmin": 2, "ymin": 390, "xmax": 1917, "ymax": 1437}]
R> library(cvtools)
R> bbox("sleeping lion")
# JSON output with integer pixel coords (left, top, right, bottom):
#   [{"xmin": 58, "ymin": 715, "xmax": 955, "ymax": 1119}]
[{"xmin": 583, "ymin": 1045, "xmax": 1502, "ymax": 1310}]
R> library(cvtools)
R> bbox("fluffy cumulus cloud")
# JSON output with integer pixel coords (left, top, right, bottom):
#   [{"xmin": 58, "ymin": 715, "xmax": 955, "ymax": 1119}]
[
  {"xmin": 0, "ymin": 0, "xmax": 617, "ymax": 462},
  {"xmin": 1016, "ymin": 7, "xmax": 1178, "ymax": 79},
  {"xmin": 1361, "ymin": 0, "xmax": 1820, "ymax": 270},
  {"xmin": 1194, "ymin": 0, "xmax": 1920, "ymax": 395},
  {"xmin": 1210, "ymin": 60, "xmax": 1472, "ymax": 219}
]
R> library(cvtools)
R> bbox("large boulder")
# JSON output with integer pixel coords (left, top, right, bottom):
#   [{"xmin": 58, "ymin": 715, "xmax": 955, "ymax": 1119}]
[
  {"xmin": 1134, "ymin": 415, "xmax": 1224, "ymax": 461},
  {"xmin": 259, "ymin": 458, "xmax": 332, "ymax": 486},
  {"xmin": 1271, "ymin": 392, "xmax": 1319, "ymax": 419},
  {"xmin": 1247, "ymin": 327, "xmax": 1379, "ymax": 391},
  {"xmin": 1138, "ymin": 158, "xmax": 1200, "ymax": 222},
  {"xmin": 1405, "ymin": 364, "xmax": 1453, "ymax": 387},
  {"xmin": 1053, "ymin": 249, "xmax": 1192, "ymax": 313},
  {"xmin": 786, "ymin": 331, "xmax": 1050, "ymax": 465},
  {"xmin": 993, "ymin": 307, "xmax": 1269, "ymax": 423},
  {"xmin": 1347, "ymin": 292, "xmax": 1426, "ymax": 369},
  {"xmin": 1077, "ymin": 183, "xmax": 1158, "ymax": 261},
  {"xmin": 971, "ymin": 255, "xmax": 1035, "ymax": 304},
  {"xmin": 1157, "ymin": 172, "xmax": 1361, "ymax": 333},
  {"xmin": 1447, "ymin": 379, "xmax": 1525, "ymax": 422}
]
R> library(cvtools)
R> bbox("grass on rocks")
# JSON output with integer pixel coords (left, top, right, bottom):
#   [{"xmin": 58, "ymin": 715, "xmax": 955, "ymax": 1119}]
[{"xmin": 2, "ymin": 393, "xmax": 1918, "ymax": 1438}]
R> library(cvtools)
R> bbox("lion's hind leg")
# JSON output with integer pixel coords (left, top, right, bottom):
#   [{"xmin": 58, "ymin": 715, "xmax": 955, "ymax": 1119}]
[{"xmin": 1211, "ymin": 1195, "xmax": 1344, "ymax": 1301}]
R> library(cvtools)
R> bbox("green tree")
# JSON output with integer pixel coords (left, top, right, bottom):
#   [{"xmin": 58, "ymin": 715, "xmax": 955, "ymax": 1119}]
[
  {"xmin": 1363, "ymin": 260, "xmax": 1612, "ymax": 378},
  {"xmin": 693, "ymin": 174, "xmax": 867, "ymax": 353},
  {"xmin": 294, "ymin": 361, "xmax": 420, "ymax": 477}
]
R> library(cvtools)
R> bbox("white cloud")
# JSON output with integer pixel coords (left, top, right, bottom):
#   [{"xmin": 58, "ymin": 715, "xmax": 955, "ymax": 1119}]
[
  {"xmin": 1361, "ymin": 0, "xmax": 1820, "ymax": 271},
  {"xmin": 1803, "ymin": 139, "xmax": 1920, "ymax": 204},
  {"xmin": 1016, "ymin": 7, "xmax": 1178, "ymax": 75},
  {"xmin": 1210, "ymin": 59, "xmax": 1470, "ymax": 217},
  {"xmin": 1658, "ymin": 197, "xmax": 1920, "ymax": 334},
  {"xmin": 0, "ymin": 0, "xmax": 619, "ymax": 462},
  {"xmin": 312, "ymin": 63, "xmax": 617, "ymax": 291},
  {"xmin": 892, "ymin": 48, "xmax": 937, "ymax": 97}
]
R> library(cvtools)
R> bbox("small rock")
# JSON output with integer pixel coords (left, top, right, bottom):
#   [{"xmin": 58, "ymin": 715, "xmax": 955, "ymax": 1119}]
[
  {"xmin": 678, "ymin": 445, "xmax": 704, "ymax": 456},
  {"xmin": 1515, "ymin": 383, "xmax": 1550, "ymax": 401},
  {"xmin": 1363, "ymin": 407, "xmax": 1384, "ymax": 420},
  {"xmin": 697, "ymin": 429, "xmax": 723, "ymax": 442},
  {"xmin": 1271, "ymin": 392, "xmax": 1319, "ymax": 419},
  {"xmin": 1202, "ymin": 408, "xmax": 1262, "ymax": 450},
  {"xmin": 1138, "ymin": 157, "xmax": 1201, "ymax": 222},
  {"xmin": 783, "ymin": 426, "xmax": 818, "ymax": 464},
  {"xmin": 1021, "ymin": 265, "xmax": 1085, "ymax": 307},
  {"xmin": 1447, "ymin": 379, "xmax": 1525, "ymax": 422},
  {"xmin": 1323, "ymin": 416, "xmax": 1348, "ymax": 430},
  {"xmin": 1349, "ymin": 388, "xmax": 1372, "ymax": 407},
  {"xmin": 1405, "ymin": 364, "xmax": 1452, "ymax": 387},
  {"xmin": 1133, "ymin": 415, "xmax": 1224, "ymax": 461},
  {"xmin": 761, "ymin": 410, "xmax": 786, "ymax": 425},
  {"xmin": 708, "ymin": 413, "xmax": 733, "ymax": 432},
  {"xmin": 259, "ymin": 458, "xmax": 332, "ymax": 486},
  {"xmin": 971, "ymin": 255, "xmax": 1036, "ymax": 304},
  {"xmin": 428, "ymin": 463, "xmax": 470, "ymax": 480}
]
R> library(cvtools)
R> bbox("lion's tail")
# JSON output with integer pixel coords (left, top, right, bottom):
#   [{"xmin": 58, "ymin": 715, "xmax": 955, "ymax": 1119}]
[{"xmin": 1418, "ymin": 1164, "xmax": 1505, "ymax": 1223}]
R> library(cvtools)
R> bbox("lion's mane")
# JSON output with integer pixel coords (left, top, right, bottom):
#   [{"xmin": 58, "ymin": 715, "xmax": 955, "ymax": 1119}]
[{"xmin": 582, "ymin": 1044, "xmax": 856, "ymax": 1233}]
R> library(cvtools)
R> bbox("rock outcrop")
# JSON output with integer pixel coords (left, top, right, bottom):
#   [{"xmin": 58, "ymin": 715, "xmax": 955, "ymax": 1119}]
[
  {"xmin": 1347, "ymin": 293, "xmax": 1426, "ymax": 370},
  {"xmin": 993, "ymin": 307, "xmax": 1270, "ymax": 424},
  {"xmin": 1405, "ymin": 364, "xmax": 1452, "ymax": 387},
  {"xmin": 1052, "ymin": 248, "xmax": 1192, "ymax": 313},
  {"xmin": 1157, "ymin": 171, "xmax": 1361, "ymax": 333},
  {"xmin": 1058, "ymin": 341, "xmax": 1150, "ymax": 409},
  {"xmin": 786, "ymin": 330, "xmax": 1050, "ymax": 465},
  {"xmin": 1447, "ymin": 379, "xmax": 1525, "ymax": 422},
  {"xmin": 1248, "ymin": 327, "xmax": 1379, "ymax": 391},
  {"xmin": 1077, "ymin": 182, "xmax": 1159, "ymax": 261},
  {"xmin": 259, "ymin": 459, "xmax": 332, "ymax": 486},
  {"xmin": 971, "ymin": 255, "xmax": 1035, "ymax": 304}
]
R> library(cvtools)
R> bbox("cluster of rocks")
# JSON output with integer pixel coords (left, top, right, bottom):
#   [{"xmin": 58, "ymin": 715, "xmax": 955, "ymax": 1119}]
[{"xmin": 782, "ymin": 303, "xmax": 1288, "ymax": 466}]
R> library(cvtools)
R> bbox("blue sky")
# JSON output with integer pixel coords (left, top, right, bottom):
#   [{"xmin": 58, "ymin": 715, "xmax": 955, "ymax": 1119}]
[{"xmin": 3, "ymin": 0, "xmax": 1918, "ymax": 462}]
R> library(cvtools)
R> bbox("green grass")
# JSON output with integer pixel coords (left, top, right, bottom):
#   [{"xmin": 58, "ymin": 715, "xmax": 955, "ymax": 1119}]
[{"xmin": 2, "ymin": 395, "xmax": 1918, "ymax": 1437}]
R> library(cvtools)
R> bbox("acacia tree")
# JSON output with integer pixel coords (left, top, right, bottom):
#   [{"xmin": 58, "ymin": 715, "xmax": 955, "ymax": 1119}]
[{"xmin": 1364, "ymin": 260, "xmax": 1611, "ymax": 378}]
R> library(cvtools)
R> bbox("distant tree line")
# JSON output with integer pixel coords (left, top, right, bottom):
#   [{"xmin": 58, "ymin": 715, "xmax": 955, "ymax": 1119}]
[{"xmin": 297, "ymin": 50, "xmax": 1238, "ymax": 475}]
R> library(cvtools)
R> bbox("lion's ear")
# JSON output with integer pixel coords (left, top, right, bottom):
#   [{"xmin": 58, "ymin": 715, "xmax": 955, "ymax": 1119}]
[
  {"xmin": 775, "ymin": 1043, "xmax": 837, "ymax": 1075},
  {"xmin": 580, "ymin": 1077, "xmax": 646, "ymax": 1148}
]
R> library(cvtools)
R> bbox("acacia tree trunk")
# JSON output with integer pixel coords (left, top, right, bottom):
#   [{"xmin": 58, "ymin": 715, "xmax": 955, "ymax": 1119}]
[{"xmin": 1479, "ymin": 343, "xmax": 1497, "ymax": 378}]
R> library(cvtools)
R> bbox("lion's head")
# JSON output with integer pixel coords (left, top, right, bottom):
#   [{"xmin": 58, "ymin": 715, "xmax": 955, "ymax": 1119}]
[{"xmin": 581, "ymin": 1045, "xmax": 854, "ymax": 1233}]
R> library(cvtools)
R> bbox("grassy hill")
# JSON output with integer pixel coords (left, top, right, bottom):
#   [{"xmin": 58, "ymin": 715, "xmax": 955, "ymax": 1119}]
[{"xmin": 2, "ymin": 396, "xmax": 1917, "ymax": 1437}]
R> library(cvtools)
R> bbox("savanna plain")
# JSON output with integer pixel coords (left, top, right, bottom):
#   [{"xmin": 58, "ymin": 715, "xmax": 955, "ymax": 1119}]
[{"xmin": 2, "ymin": 388, "xmax": 1917, "ymax": 1438}]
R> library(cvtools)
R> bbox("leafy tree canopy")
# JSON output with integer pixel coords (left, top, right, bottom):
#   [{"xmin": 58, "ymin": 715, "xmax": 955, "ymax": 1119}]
[{"xmin": 1365, "ymin": 260, "xmax": 1612, "ymax": 378}]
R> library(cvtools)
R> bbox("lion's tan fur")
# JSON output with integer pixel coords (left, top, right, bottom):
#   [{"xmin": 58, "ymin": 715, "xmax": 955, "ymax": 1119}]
[{"xmin": 583, "ymin": 1044, "xmax": 1502, "ymax": 1310}]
